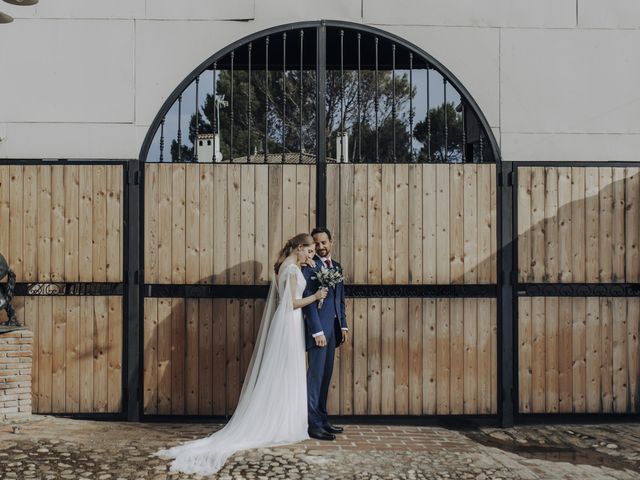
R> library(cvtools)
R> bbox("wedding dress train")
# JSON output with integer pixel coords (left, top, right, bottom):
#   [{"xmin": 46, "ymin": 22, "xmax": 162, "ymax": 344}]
[{"xmin": 154, "ymin": 263, "xmax": 309, "ymax": 475}]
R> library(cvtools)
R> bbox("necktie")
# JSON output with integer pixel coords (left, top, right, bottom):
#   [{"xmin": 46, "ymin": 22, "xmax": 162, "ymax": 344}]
[{"xmin": 325, "ymin": 259, "xmax": 332, "ymax": 268}]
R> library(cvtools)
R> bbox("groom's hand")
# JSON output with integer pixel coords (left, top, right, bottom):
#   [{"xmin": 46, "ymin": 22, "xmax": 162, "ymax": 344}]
[{"xmin": 314, "ymin": 334, "xmax": 327, "ymax": 347}]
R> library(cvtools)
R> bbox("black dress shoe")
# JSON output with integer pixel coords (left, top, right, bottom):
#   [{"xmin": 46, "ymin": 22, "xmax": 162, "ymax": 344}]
[
  {"xmin": 308, "ymin": 427, "xmax": 336, "ymax": 441},
  {"xmin": 323, "ymin": 423, "xmax": 344, "ymax": 434}
]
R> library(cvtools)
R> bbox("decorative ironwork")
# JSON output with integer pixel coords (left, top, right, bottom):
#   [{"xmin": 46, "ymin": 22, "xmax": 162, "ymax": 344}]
[
  {"xmin": 194, "ymin": 76, "xmax": 200, "ymax": 162},
  {"xmin": 282, "ymin": 32, "xmax": 287, "ymax": 162},
  {"xmin": 177, "ymin": 95, "xmax": 182, "ymax": 162},
  {"xmin": 247, "ymin": 42, "xmax": 252, "ymax": 163},
  {"xmin": 15, "ymin": 283, "xmax": 125, "ymax": 297},
  {"xmin": 0, "ymin": 254, "xmax": 18, "ymax": 326},
  {"xmin": 517, "ymin": 283, "xmax": 640, "ymax": 297}
]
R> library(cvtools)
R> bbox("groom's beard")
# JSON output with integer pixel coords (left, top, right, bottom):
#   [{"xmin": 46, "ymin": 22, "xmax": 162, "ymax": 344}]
[{"xmin": 316, "ymin": 248, "xmax": 329, "ymax": 258}]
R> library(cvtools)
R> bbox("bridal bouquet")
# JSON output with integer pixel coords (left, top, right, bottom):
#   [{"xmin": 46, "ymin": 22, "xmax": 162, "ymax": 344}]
[{"xmin": 313, "ymin": 267, "xmax": 344, "ymax": 309}]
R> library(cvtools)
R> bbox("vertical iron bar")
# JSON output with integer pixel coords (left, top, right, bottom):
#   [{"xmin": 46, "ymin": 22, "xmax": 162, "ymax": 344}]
[
  {"xmin": 426, "ymin": 66, "xmax": 431, "ymax": 162},
  {"xmin": 316, "ymin": 23, "xmax": 327, "ymax": 227},
  {"xmin": 392, "ymin": 44, "xmax": 396, "ymax": 162},
  {"xmin": 357, "ymin": 32, "xmax": 361, "ymax": 162},
  {"xmin": 409, "ymin": 53, "xmax": 414, "ymax": 161},
  {"xmin": 195, "ymin": 76, "xmax": 200, "ymax": 162},
  {"xmin": 159, "ymin": 118, "xmax": 165, "ymax": 163},
  {"xmin": 461, "ymin": 101, "xmax": 466, "ymax": 163},
  {"xmin": 340, "ymin": 29, "xmax": 345, "ymax": 163},
  {"xmin": 282, "ymin": 32, "xmax": 287, "ymax": 162},
  {"xmin": 264, "ymin": 38, "xmax": 269, "ymax": 163},
  {"xmin": 247, "ymin": 42, "xmax": 252, "ymax": 162},
  {"xmin": 374, "ymin": 37, "xmax": 379, "ymax": 162},
  {"xmin": 230, "ymin": 51, "xmax": 235, "ymax": 161},
  {"xmin": 300, "ymin": 30, "xmax": 304, "ymax": 163},
  {"xmin": 177, "ymin": 95, "xmax": 182, "ymax": 162},
  {"xmin": 443, "ymin": 78, "xmax": 448, "ymax": 162},
  {"xmin": 212, "ymin": 62, "xmax": 217, "ymax": 162},
  {"xmin": 480, "ymin": 134, "xmax": 484, "ymax": 162}
]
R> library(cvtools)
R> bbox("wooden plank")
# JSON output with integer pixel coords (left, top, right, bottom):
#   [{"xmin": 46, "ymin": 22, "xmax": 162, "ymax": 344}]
[
  {"xmin": 78, "ymin": 297, "xmax": 94, "ymax": 412},
  {"xmin": 585, "ymin": 296, "xmax": 601, "ymax": 413},
  {"xmin": 531, "ymin": 297, "xmax": 546, "ymax": 413},
  {"xmin": 199, "ymin": 164, "xmax": 214, "ymax": 284},
  {"xmin": 558, "ymin": 297, "xmax": 573, "ymax": 412},
  {"xmin": 157, "ymin": 166, "xmax": 172, "ymax": 284},
  {"xmin": 625, "ymin": 168, "xmax": 640, "ymax": 283},
  {"xmin": 583, "ymin": 168, "xmax": 599, "ymax": 282},
  {"xmin": 490, "ymin": 298, "xmax": 497, "ymax": 413},
  {"xmin": 380, "ymin": 297, "xmax": 395, "ymax": 414},
  {"xmin": 296, "ymin": 164, "xmax": 310, "ymax": 234},
  {"xmin": 612, "ymin": 168, "xmax": 626, "ymax": 282},
  {"xmin": 64, "ymin": 297, "xmax": 80, "ymax": 413},
  {"xmin": 490, "ymin": 164, "xmax": 497, "ymax": 284},
  {"xmin": 436, "ymin": 165, "xmax": 450, "ymax": 284},
  {"xmin": 64, "ymin": 166, "xmax": 80, "ymax": 282},
  {"xmin": 463, "ymin": 297, "xmax": 477, "ymax": 414},
  {"xmin": 463, "ymin": 164, "xmax": 478, "ymax": 284},
  {"xmin": 368, "ymin": 164, "xmax": 383, "ymax": 284},
  {"xmin": 226, "ymin": 299, "xmax": 241, "ymax": 414},
  {"xmin": 598, "ymin": 168, "xmax": 613, "ymax": 282},
  {"xmin": 8, "ymin": 165, "xmax": 24, "ymax": 280},
  {"xmin": 267, "ymin": 165, "xmax": 282, "ymax": 283},
  {"xmin": 367, "ymin": 299, "xmax": 381, "ymax": 415},
  {"xmin": 38, "ymin": 297, "xmax": 53, "ymax": 412},
  {"xmin": 422, "ymin": 298, "xmax": 437, "ymax": 414},
  {"xmin": 530, "ymin": 168, "xmax": 545, "ymax": 282},
  {"xmin": 393, "ymin": 164, "xmax": 408, "ymax": 284},
  {"xmin": 340, "ymin": 298, "xmax": 354, "ymax": 415},
  {"xmin": 51, "ymin": 166, "xmax": 66, "ymax": 282},
  {"xmin": 24, "ymin": 297, "xmax": 38, "ymax": 412},
  {"xmin": 171, "ymin": 165, "xmax": 186, "ymax": 285},
  {"xmin": 143, "ymin": 298, "xmax": 158, "ymax": 414},
  {"xmin": 558, "ymin": 168, "xmax": 573, "ymax": 282},
  {"xmin": 281, "ymin": 165, "xmax": 297, "ymax": 242},
  {"xmin": 198, "ymin": 299, "xmax": 213, "ymax": 415},
  {"xmin": 544, "ymin": 167, "xmax": 559, "ymax": 283},
  {"xmin": 254, "ymin": 165, "xmax": 269, "ymax": 284},
  {"xmin": 78, "ymin": 166, "xmax": 93, "ymax": 282},
  {"xmin": 518, "ymin": 297, "xmax": 532, "ymax": 413},
  {"xmin": 92, "ymin": 166, "xmax": 107, "ymax": 282},
  {"xmin": 213, "ymin": 165, "xmax": 228, "ymax": 284},
  {"xmin": 339, "ymin": 165, "xmax": 354, "ymax": 283},
  {"xmin": 423, "ymin": 165, "xmax": 437, "ymax": 284},
  {"xmin": 170, "ymin": 298, "xmax": 185, "ymax": 414},
  {"xmin": 408, "ymin": 165, "xmax": 423, "ymax": 284},
  {"xmin": 227, "ymin": 165, "xmax": 242, "ymax": 284},
  {"xmin": 211, "ymin": 298, "xmax": 227, "ymax": 415},
  {"xmin": 477, "ymin": 298, "xmax": 492, "ymax": 414},
  {"xmin": 600, "ymin": 297, "xmax": 614, "ymax": 413},
  {"xmin": 240, "ymin": 165, "xmax": 255, "ymax": 285},
  {"xmin": 477, "ymin": 165, "xmax": 492, "ymax": 284},
  {"xmin": 51, "ymin": 306, "xmax": 66, "ymax": 411},
  {"xmin": 381, "ymin": 164, "xmax": 395, "ymax": 284},
  {"xmin": 0, "ymin": 167, "xmax": 10, "ymax": 262},
  {"xmin": 627, "ymin": 298, "xmax": 640, "ymax": 412},
  {"xmin": 36, "ymin": 166, "xmax": 51, "ymax": 282},
  {"xmin": 449, "ymin": 298, "xmax": 464, "ymax": 414},
  {"xmin": 408, "ymin": 297, "xmax": 422, "ymax": 414},
  {"xmin": 450, "ymin": 165, "xmax": 464, "ymax": 284},
  {"xmin": 22, "ymin": 166, "xmax": 38, "ymax": 282},
  {"xmin": 517, "ymin": 167, "xmax": 531, "ymax": 283},
  {"xmin": 393, "ymin": 298, "xmax": 408, "ymax": 415},
  {"xmin": 436, "ymin": 298, "xmax": 450, "ymax": 414},
  {"xmin": 612, "ymin": 297, "xmax": 628, "ymax": 412},
  {"xmin": 156, "ymin": 298, "xmax": 172, "ymax": 414},
  {"xmin": 93, "ymin": 296, "xmax": 109, "ymax": 412},
  {"xmin": 353, "ymin": 165, "xmax": 368, "ymax": 283},
  {"xmin": 107, "ymin": 296, "xmax": 122, "ymax": 412},
  {"xmin": 185, "ymin": 165, "xmax": 200, "ymax": 285},
  {"xmin": 571, "ymin": 168, "xmax": 586, "ymax": 283},
  {"xmin": 309, "ymin": 165, "xmax": 317, "ymax": 230},
  {"xmin": 572, "ymin": 297, "xmax": 587, "ymax": 412},
  {"xmin": 353, "ymin": 298, "xmax": 368, "ymax": 414},
  {"xmin": 185, "ymin": 298, "xmax": 199, "ymax": 415},
  {"xmin": 545, "ymin": 297, "xmax": 559, "ymax": 413},
  {"xmin": 144, "ymin": 165, "xmax": 158, "ymax": 283}
]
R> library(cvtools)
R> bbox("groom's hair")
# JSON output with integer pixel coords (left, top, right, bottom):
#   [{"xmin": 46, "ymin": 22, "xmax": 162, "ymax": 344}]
[{"xmin": 310, "ymin": 227, "xmax": 332, "ymax": 240}]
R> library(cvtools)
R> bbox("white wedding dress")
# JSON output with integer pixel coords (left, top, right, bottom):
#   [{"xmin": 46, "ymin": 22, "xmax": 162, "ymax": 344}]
[{"xmin": 154, "ymin": 263, "xmax": 309, "ymax": 476}]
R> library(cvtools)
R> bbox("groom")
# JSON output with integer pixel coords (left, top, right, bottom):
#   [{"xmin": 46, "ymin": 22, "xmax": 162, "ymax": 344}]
[{"xmin": 302, "ymin": 227, "xmax": 348, "ymax": 441}]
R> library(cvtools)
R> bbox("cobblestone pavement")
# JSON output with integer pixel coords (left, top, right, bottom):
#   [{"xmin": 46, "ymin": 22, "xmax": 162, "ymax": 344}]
[{"xmin": 0, "ymin": 416, "xmax": 639, "ymax": 479}]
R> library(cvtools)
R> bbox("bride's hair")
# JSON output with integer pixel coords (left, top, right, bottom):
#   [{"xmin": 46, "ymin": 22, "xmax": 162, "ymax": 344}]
[{"xmin": 274, "ymin": 233, "xmax": 314, "ymax": 274}]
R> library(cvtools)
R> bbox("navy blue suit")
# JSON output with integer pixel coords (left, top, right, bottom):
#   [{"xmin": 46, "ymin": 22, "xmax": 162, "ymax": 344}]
[{"xmin": 302, "ymin": 255, "xmax": 347, "ymax": 429}]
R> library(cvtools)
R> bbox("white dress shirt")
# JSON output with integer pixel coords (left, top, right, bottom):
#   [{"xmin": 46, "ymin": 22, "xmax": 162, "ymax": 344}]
[{"xmin": 312, "ymin": 256, "xmax": 349, "ymax": 339}]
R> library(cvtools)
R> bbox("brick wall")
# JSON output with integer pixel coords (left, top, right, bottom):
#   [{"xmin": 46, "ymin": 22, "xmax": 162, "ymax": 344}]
[{"xmin": 0, "ymin": 328, "xmax": 32, "ymax": 422}]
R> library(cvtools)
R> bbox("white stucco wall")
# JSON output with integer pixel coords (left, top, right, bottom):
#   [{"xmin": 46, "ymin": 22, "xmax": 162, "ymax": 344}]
[{"xmin": 0, "ymin": 0, "xmax": 638, "ymax": 162}]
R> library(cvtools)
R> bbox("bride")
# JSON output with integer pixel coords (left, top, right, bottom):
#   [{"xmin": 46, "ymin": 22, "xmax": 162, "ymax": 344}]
[{"xmin": 154, "ymin": 233, "xmax": 328, "ymax": 476}]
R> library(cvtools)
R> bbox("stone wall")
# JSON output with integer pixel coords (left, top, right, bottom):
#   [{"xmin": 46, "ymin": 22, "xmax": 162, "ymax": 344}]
[{"xmin": 0, "ymin": 328, "xmax": 32, "ymax": 422}]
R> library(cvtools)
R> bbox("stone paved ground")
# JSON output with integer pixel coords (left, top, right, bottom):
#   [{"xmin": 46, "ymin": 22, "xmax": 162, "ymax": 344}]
[{"xmin": 0, "ymin": 416, "xmax": 639, "ymax": 479}]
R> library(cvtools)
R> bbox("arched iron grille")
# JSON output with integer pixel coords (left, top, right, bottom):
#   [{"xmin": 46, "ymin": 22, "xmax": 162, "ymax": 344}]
[{"xmin": 140, "ymin": 22, "xmax": 498, "ymax": 165}]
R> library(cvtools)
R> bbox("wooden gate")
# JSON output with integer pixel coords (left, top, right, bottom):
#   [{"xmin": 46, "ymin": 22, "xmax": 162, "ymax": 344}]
[
  {"xmin": 0, "ymin": 162, "xmax": 125, "ymax": 415},
  {"xmin": 516, "ymin": 164, "xmax": 640, "ymax": 414}
]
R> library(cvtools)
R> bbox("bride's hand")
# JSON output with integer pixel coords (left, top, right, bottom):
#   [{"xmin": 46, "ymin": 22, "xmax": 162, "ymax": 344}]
[
  {"xmin": 304, "ymin": 258, "xmax": 316, "ymax": 268},
  {"xmin": 315, "ymin": 288, "xmax": 328, "ymax": 301}
]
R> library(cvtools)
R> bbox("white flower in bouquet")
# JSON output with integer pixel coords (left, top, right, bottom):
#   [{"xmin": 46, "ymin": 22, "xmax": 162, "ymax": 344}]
[{"xmin": 312, "ymin": 267, "xmax": 344, "ymax": 309}]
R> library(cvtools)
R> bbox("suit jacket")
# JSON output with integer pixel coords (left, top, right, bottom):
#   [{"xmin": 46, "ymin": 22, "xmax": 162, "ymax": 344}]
[{"xmin": 302, "ymin": 255, "xmax": 347, "ymax": 351}]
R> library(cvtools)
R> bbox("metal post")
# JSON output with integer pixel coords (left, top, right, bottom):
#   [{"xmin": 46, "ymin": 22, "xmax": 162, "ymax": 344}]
[
  {"xmin": 316, "ymin": 22, "xmax": 327, "ymax": 228},
  {"xmin": 498, "ymin": 161, "xmax": 515, "ymax": 427}
]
